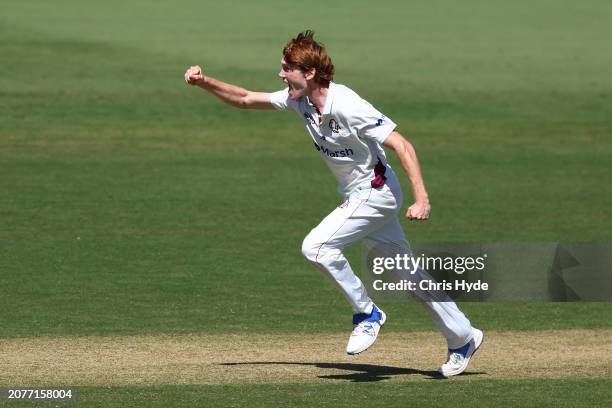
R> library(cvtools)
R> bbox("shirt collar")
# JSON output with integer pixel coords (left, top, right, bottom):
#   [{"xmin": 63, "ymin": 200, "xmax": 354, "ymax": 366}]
[{"xmin": 322, "ymin": 82, "xmax": 335, "ymax": 116}]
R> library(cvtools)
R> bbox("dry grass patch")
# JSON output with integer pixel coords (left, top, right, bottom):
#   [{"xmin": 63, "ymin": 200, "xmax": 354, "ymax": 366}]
[{"xmin": 1, "ymin": 330, "xmax": 610, "ymax": 386}]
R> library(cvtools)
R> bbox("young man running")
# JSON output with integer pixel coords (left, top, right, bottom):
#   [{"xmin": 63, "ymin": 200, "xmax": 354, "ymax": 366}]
[{"xmin": 185, "ymin": 31, "xmax": 483, "ymax": 376}]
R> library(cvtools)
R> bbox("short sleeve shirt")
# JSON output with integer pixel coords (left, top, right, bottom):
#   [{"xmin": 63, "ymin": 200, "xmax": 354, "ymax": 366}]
[{"xmin": 270, "ymin": 82, "xmax": 397, "ymax": 194}]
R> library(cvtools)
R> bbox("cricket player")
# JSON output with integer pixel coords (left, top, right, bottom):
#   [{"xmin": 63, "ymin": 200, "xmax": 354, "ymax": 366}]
[{"xmin": 185, "ymin": 31, "xmax": 483, "ymax": 376}]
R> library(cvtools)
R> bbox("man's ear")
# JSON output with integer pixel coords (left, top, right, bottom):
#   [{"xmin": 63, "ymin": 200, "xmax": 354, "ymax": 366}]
[{"xmin": 304, "ymin": 68, "xmax": 316, "ymax": 81}]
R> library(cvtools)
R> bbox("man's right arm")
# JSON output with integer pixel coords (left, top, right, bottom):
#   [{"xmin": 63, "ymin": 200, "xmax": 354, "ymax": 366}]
[{"xmin": 184, "ymin": 65, "xmax": 275, "ymax": 110}]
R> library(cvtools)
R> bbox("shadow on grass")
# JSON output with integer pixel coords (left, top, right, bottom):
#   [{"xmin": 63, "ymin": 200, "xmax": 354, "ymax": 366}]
[{"xmin": 221, "ymin": 361, "xmax": 485, "ymax": 382}]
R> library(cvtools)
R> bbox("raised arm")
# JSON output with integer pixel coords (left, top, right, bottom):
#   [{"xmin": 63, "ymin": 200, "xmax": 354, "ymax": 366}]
[
  {"xmin": 184, "ymin": 65, "xmax": 275, "ymax": 110},
  {"xmin": 383, "ymin": 131, "xmax": 431, "ymax": 220}
]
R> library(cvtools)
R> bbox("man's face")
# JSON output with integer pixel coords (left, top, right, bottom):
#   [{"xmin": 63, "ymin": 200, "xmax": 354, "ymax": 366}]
[{"xmin": 279, "ymin": 58, "xmax": 309, "ymax": 100}]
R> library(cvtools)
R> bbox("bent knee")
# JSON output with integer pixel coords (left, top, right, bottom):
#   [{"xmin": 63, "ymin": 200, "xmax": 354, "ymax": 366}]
[
  {"xmin": 301, "ymin": 236, "xmax": 341, "ymax": 265},
  {"xmin": 301, "ymin": 236, "xmax": 321, "ymax": 263}
]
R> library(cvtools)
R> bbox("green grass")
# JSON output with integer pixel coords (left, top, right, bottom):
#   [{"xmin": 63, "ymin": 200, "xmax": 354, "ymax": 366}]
[
  {"xmin": 2, "ymin": 0, "xmax": 611, "ymax": 337},
  {"xmin": 1, "ymin": 0, "xmax": 611, "ymax": 406},
  {"xmin": 2, "ymin": 380, "xmax": 611, "ymax": 408}
]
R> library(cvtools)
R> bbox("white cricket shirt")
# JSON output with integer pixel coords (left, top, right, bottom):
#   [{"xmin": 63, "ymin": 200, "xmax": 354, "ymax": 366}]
[{"xmin": 270, "ymin": 82, "xmax": 397, "ymax": 194}]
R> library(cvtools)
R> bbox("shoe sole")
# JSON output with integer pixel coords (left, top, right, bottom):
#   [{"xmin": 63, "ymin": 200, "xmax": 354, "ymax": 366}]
[
  {"xmin": 346, "ymin": 310, "xmax": 386, "ymax": 355},
  {"xmin": 438, "ymin": 328, "xmax": 484, "ymax": 377}
]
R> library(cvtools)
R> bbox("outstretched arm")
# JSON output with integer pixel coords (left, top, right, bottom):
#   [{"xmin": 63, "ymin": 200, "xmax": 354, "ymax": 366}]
[
  {"xmin": 383, "ymin": 131, "xmax": 431, "ymax": 220},
  {"xmin": 184, "ymin": 65, "xmax": 275, "ymax": 110}
]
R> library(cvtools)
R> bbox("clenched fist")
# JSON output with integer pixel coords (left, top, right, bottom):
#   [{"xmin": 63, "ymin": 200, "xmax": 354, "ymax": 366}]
[
  {"xmin": 406, "ymin": 200, "xmax": 431, "ymax": 220},
  {"xmin": 185, "ymin": 65, "xmax": 204, "ymax": 85}
]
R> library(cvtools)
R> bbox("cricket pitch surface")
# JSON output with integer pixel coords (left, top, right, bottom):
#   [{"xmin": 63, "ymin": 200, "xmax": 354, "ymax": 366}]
[{"xmin": 2, "ymin": 330, "xmax": 610, "ymax": 385}]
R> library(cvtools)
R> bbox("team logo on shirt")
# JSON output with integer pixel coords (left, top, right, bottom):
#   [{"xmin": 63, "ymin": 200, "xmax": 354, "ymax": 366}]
[
  {"xmin": 376, "ymin": 115, "xmax": 386, "ymax": 126},
  {"xmin": 328, "ymin": 119, "xmax": 341, "ymax": 133}
]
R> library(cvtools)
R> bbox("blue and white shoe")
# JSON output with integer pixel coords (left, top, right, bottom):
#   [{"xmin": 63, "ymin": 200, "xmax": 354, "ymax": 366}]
[
  {"xmin": 346, "ymin": 304, "xmax": 386, "ymax": 355},
  {"xmin": 438, "ymin": 328, "xmax": 484, "ymax": 377}
]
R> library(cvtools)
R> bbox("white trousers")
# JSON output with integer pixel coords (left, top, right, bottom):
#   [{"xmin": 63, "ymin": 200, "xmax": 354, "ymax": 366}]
[{"xmin": 301, "ymin": 173, "xmax": 474, "ymax": 348}]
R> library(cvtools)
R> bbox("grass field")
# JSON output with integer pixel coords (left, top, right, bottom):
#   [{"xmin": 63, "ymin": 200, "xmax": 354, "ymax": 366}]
[{"xmin": 1, "ymin": 0, "xmax": 612, "ymax": 406}]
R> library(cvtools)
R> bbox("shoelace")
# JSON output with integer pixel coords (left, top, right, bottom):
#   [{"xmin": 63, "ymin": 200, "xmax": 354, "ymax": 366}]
[
  {"xmin": 448, "ymin": 352, "xmax": 463, "ymax": 365},
  {"xmin": 351, "ymin": 322, "xmax": 376, "ymax": 336}
]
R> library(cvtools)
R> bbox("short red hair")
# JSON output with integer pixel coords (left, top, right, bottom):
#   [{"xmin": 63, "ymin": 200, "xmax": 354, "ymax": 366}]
[{"xmin": 283, "ymin": 30, "xmax": 335, "ymax": 86}]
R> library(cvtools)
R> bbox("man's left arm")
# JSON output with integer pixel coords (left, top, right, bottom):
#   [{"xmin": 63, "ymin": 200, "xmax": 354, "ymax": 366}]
[{"xmin": 383, "ymin": 131, "xmax": 431, "ymax": 220}]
